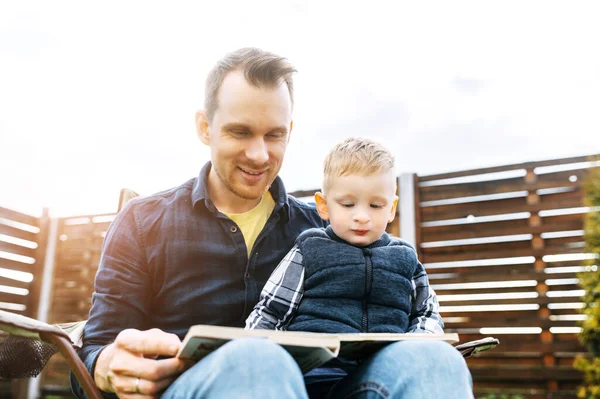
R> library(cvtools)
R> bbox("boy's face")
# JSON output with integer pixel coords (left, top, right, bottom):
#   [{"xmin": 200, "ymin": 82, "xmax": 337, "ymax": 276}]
[{"xmin": 315, "ymin": 170, "xmax": 398, "ymax": 247}]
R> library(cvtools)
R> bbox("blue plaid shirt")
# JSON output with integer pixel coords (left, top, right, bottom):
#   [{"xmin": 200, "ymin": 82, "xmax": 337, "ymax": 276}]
[{"xmin": 72, "ymin": 162, "xmax": 326, "ymax": 398}]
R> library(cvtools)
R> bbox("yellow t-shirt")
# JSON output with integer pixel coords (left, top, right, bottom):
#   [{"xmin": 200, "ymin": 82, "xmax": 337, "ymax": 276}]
[{"xmin": 223, "ymin": 191, "xmax": 276, "ymax": 257}]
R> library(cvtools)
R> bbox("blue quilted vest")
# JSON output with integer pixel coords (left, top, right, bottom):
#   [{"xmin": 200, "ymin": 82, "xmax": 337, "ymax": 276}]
[{"xmin": 287, "ymin": 226, "xmax": 417, "ymax": 334}]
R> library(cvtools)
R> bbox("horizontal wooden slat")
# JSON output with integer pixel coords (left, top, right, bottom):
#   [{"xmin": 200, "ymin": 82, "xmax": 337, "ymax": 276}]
[
  {"xmin": 288, "ymin": 189, "xmax": 319, "ymax": 198},
  {"xmin": 469, "ymin": 365, "xmax": 581, "ymax": 381},
  {"xmin": 429, "ymin": 269, "xmax": 582, "ymax": 284},
  {"xmin": 0, "ymin": 276, "xmax": 31, "ymax": 290},
  {"xmin": 436, "ymin": 285, "xmax": 539, "ymax": 295},
  {"xmin": 537, "ymin": 169, "xmax": 593, "ymax": 186},
  {"xmin": 544, "ymin": 259, "xmax": 595, "ymax": 268},
  {"xmin": 0, "ymin": 224, "xmax": 38, "ymax": 243},
  {"xmin": 421, "ymin": 176, "xmax": 533, "ymax": 202},
  {"xmin": 422, "ymin": 218, "xmax": 583, "ymax": 243},
  {"xmin": 423, "ymin": 239, "xmax": 533, "ymax": 256},
  {"xmin": 422, "ymin": 244, "xmax": 583, "ymax": 264},
  {"xmin": 441, "ymin": 296, "xmax": 583, "ymax": 307},
  {"xmin": 467, "ymin": 339, "xmax": 583, "ymax": 354},
  {"xmin": 419, "ymin": 154, "xmax": 599, "ymax": 182},
  {"xmin": 421, "ymin": 188, "xmax": 583, "ymax": 222},
  {"xmin": 0, "ymin": 292, "xmax": 28, "ymax": 305},
  {"xmin": 0, "ymin": 258, "xmax": 35, "ymax": 274},
  {"xmin": 0, "ymin": 241, "xmax": 36, "ymax": 259},
  {"xmin": 59, "ymin": 212, "xmax": 116, "ymax": 222},
  {"xmin": 0, "ymin": 207, "xmax": 40, "ymax": 227},
  {"xmin": 447, "ymin": 320, "xmax": 579, "ymax": 330},
  {"xmin": 420, "ymin": 168, "xmax": 593, "ymax": 203},
  {"xmin": 60, "ymin": 222, "xmax": 111, "ymax": 237},
  {"xmin": 58, "ymin": 237, "xmax": 105, "ymax": 251},
  {"xmin": 423, "ymin": 218, "xmax": 530, "ymax": 242}
]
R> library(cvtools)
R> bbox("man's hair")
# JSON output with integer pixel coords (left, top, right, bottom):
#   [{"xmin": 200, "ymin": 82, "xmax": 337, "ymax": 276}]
[
  {"xmin": 204, "ymin": 47, "xmax": 297, "ymax": 121},
  {"xmin": 322, "ymin": 137, "xmax": 396, "ymax": 192}
]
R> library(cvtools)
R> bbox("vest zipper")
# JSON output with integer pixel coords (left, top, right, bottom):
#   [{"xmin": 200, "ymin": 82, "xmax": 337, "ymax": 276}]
[{"xmin": 362, "ymin": 253, "xmax": 373, "ymax": 332}]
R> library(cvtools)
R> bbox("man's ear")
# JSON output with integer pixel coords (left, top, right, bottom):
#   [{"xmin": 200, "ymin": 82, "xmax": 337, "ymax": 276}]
[
  {"xmin": 314, "ymin": 192, "xmax": 329, "ymax": 220},
  {"xmin": 196, "ymin": 110, "xmax": 210, "ymax": 145},
  {"xmin": 388, "ymin": 196, "xmax": 399, "ymax": 223}
]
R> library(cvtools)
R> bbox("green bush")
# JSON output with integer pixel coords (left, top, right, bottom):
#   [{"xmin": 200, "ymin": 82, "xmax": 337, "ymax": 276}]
[{"xmin": 576, "ymin": 163, "xmax": 600, "ymax": 399}]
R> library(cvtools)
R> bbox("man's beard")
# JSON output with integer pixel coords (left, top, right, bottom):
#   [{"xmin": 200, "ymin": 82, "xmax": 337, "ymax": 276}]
[{"xmin": 216, "ymin": 165, "xmax": 272, "ymax": 200}]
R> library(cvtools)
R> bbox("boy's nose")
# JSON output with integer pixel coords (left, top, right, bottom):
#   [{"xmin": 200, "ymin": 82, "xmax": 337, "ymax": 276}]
[
  {"xmin": 353, "ymin": 210, "xmax": 370, "ymax": 223},
  {"xmin": 245, "ymin": 138, "xmax": 269, "ymax": 164}
]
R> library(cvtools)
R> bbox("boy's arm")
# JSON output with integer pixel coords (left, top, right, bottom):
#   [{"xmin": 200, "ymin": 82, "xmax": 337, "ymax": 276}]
[
  {"xmin": 245, "ymin": 245, "xmax": 305, "ymax": 330},
  {"xmin": 407, "ymin": 259, "xmax": 445, "ymax": 334}
]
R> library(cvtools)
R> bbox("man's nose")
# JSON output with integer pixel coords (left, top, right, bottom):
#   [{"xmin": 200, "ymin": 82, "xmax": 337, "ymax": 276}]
[{"xmin": 245, "ymin": 138, "xmax": 269, "ymax": 165}]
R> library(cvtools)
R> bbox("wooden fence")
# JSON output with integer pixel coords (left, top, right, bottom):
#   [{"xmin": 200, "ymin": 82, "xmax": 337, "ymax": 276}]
[
  {"xmin": 1, "ymin": 153, "xmax": 599, "ymax": 398},
  {"xmin": 36, "ymin": 214, "xmax": 114, "ymax": 395},
  {"xmin": 417, "ymin": 154, "xmax": 598, "ymax": 398},
  {"xmin": 0, "ymin": 207, "xmax": 49, "ymax": 398}
]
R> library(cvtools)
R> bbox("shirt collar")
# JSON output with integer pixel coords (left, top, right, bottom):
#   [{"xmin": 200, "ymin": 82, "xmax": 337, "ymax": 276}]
[{"xmin": 191, "ymin": 161, "xmax": 290, "ymax": 222}]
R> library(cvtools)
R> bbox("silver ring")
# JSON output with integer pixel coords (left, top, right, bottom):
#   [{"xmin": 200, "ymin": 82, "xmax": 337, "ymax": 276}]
[{"xmin": 134, "ymin": 377, "xmax": 141, "ymax": 394}]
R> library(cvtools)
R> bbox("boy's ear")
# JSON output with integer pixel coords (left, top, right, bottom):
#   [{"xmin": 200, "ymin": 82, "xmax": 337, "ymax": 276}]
[
  {"xmin": 314, "ymin": 192, "xmax": 329, "ymax": 220},
  {"xmin": 388, "ymin": 196, "xmax": 399, "ymax": 223},
  {"xmin": 196, "ymin": 110, "xmax": 210, "ymax": 145}
]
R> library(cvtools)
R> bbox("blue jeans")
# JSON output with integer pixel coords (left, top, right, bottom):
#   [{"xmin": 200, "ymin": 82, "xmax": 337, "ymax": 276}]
[{"xmin": 161, "ymin": 338, "xmax": 473, "ymax": 399}]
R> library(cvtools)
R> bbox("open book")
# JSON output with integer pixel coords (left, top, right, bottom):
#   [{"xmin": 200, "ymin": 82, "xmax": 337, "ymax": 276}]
[{"xmin": 177, "ymin": 325, "xmax": 462, "ymax": 373}]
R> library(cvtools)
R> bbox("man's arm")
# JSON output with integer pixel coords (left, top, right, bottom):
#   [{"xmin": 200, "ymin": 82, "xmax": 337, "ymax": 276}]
[
  {"xmin": 73, "ymin": 202, "xmax": 188, "ymax": 398},
  {"xmin": 407, "ymin": 258, "xmax": 445, "ymax": 334},
  {"xmin": 245, "ymin": 245, "xmax": 305, "ymax": 330}
]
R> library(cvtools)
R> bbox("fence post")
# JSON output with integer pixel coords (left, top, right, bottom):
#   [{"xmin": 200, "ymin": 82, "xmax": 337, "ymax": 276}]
[
  {"xmin": 27, "ymin": 216, "xmax": 60, "ymax": 399},
  {"xmin": 399, "ymin": 173, "xmax": 417, "ymax": 248}
]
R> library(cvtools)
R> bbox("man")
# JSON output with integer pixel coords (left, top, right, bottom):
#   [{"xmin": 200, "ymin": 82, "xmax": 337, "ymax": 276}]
[{"xmin": 73, "ymin": 48, "xmax": 472, "ymax": 399}]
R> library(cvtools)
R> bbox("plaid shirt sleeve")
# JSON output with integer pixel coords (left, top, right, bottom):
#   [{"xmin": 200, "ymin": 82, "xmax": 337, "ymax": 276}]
[
  {"xmin": 407, "ymin": 257, "xmax": 445, "ymax": 334},
  {"xmin": 245, "ymin": 245, "xmax": 305, "ymax": 330}
]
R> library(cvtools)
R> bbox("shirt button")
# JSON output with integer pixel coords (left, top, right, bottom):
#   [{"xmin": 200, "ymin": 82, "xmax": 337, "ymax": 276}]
[
  {"xmin": 230, "ymin": 226, "xmax": 238, "ymax": 233},
  {"xmin": 245, "ymin": 272, "xmax": 251, "ymax": 279}
]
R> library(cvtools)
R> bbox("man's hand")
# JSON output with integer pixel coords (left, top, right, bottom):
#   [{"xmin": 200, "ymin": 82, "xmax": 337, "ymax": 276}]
[{"xmin": 94, "ymin": 328, "xmax": 191, "ymax": 398}]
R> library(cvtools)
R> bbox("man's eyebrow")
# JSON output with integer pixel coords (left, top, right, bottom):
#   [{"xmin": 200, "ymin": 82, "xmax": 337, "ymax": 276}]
[
  {"xmin": 221, "ymin": 123, "xmax": 289, "ymax": 134},
  {"xmin": 221, "ymin": 122, "xmax": 250, "ymax": 131},
  {"xmin": 270, "ymin": 125, "xmax": 289, "ymax": 132}
]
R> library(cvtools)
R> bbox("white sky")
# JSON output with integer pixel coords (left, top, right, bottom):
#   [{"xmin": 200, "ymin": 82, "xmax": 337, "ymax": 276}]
[{"xmin": 1, "ymin": 1, "xmax": 599, "ymax": 217}]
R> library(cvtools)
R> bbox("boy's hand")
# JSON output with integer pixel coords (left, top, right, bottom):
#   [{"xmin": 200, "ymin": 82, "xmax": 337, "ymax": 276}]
[{"xmin": 94, "ymin": 328, "xmax": 191, "ymax": 398}]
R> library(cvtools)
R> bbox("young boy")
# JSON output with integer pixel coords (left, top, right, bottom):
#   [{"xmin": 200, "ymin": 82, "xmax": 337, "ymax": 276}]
[{"xmin": 245, "ymin": 137, "xmax": 443, "ymax": 335}]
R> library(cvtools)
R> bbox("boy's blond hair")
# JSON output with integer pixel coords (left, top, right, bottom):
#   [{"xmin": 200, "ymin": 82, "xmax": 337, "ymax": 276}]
[{"xmin": 322, "ymin": 137, "xmax": 396, "ymax": 193}]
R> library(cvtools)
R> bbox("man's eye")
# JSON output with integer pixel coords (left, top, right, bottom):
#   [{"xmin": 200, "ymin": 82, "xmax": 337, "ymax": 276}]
[
  {"xmin": 267, "ymin": 132, "xmax": 285, "ymax": 139},
  {"xmin": 231, "ymin": 130, "xmax": 249, "ymax": 136}
]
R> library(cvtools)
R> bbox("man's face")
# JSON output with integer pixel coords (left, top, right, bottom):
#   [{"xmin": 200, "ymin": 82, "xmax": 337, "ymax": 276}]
[
  {"xmin": 316, "ymin": 170, "xmax": 398, "ymax": 247},
  {"xmin": 199, "ymin": 70, "xmax": 293, "ymax": 206}
]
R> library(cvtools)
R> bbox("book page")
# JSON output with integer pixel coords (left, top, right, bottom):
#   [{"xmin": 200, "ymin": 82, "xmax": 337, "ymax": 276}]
[
  {"xmin": 337, "ymin": 333, "xmax": 459, "ymax": 360},
  {"xmin": 337, "ymin": 332, "xmax": 459, "ymax": 343}
]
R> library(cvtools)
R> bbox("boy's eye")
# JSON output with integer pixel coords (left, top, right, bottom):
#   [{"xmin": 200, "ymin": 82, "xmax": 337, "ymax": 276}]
[
  {"xmin": 370, "ymin": 204, "xmax": 384, "ymax": 209},
  {"xmin": 341, "ymin": 203, "xmax": 354, "ymax": 208}
]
